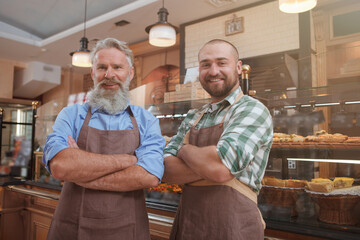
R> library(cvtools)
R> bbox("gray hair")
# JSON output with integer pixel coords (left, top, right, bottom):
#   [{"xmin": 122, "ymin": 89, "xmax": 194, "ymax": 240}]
[{"xmin": 90, "ymin": 38, "xmax": 134, "ymax": 68}]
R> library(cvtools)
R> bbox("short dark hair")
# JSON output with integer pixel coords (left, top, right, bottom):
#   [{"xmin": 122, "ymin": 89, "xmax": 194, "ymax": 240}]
[{"xmin": 199, "ymin": 39, "xmax": 239, "ymax": 61}]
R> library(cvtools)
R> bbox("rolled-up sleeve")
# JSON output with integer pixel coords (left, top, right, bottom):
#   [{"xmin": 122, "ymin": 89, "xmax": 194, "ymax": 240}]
[
  {"xmin": 42, "ymin": 107, "xmax": 77, "ymax": 172},
  {"xmin": 134, "ymin": 108, "xmax": 166, "ymax": 181}
]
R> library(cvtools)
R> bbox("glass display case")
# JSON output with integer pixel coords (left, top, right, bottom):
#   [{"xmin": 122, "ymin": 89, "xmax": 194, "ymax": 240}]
[
  {"xmin": 145, "ymin": 82, "xmax": 360, "ymax": 239},
  {"xmin": 33, "ymin": 97, "xmax": 71, "ymax": 187},
  {"xmin": 0, "ymin": 100, "xmax": 37, "ymax": 179},
  {"xmin": 28, "ymin": 81, "xmax": 360, "ymax": 238}
]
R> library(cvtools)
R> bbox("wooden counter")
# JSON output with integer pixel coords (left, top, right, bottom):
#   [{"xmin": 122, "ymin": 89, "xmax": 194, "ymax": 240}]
[
  {"xmin": 0, "ymin": 184, "xmax": 175, "ymax": 240},
  {"xmin": 1, "ymin": 183, "xmax": 355, "ymax": 240}
]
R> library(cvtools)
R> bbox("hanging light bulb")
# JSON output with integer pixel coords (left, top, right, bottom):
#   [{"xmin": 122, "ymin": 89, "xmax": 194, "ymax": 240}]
[
  {"xmin": 145, "ymin": 0, "xmax": 178, "ymax": 47},
  {"xmin": 279, "ymin": 0, "xmax": 317, "ymax": 13},
  {"xmin": 70, "ymin": 0, "xmax": 91, "ymax": 67}
]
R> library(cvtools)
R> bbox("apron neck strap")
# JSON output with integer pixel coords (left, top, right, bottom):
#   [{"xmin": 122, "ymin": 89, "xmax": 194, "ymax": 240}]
[
  {"xmin": 219, "ymin": 90, "xmax": 244, "ymax": 124},
  {"xmin": 83, "ymin": 107, "xmax": 93, "ymax": 127},
  {"xmin": 183, "ymin": 91, "xmax": 244, "ymax": 144},
  {"xmin": 127, "ymin": 106, "xmax": 139, "ymax": 130},
  {"xmin": 194, "ymin": 90, "xmax": 244, "ymax": 127}
]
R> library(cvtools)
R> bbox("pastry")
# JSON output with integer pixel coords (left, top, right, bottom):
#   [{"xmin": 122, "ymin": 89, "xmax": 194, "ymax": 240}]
[
  {"xmin": 331, "ymin": 133, "xmax": 348, "ymax": 142},
  {"xmin": 316, "ymin": 133, "xmax": 348, "ymax": 142},
  {"xmin": 311, "ymin": 178, "xmax": 333, "ymax": 184},
  {"xmin": 317, "ymin": 134, "xmax": 332, "ymax": 142},
  {"xmin": 315, "ymin": 130, "xmax": 327, "ymax": 136},
  {"xmin": 273, "ymin": 133, "xmax": 289, "ymax": 138},
  {"xmin": 345, "ymin": 137, "xmax": 360, "ymax": 143},
  {"xmin": 272, "ymin": 137, "xmax": 280, "ymax": 143},
  {"xmin": 261, "ymin": 176, "xmax": 274, "ymax": 185},
  {"xmin": 273, "ymin": 133, "xmax": 305, "ymax": 143},
  {"xmin": 285, "ymin": 179, "xmax": 307, "ymax": 188},
  {"xmin": 333, "ymin": 177, "xmax": 354, "ymax": 189},
  {"xmin": 264, "ymin": 177, "xmax": 285, "ymax": 187},
  {"xmin": 306, "ymin": 181, "xmax": 334, "ymax": 193},
  {"xmin": 292, "ymin": 135, "xmax": 305, "ymax": 142},
  {"xmin": 305, "ymin": 135, "xmax": 318, "ymax": 142}
]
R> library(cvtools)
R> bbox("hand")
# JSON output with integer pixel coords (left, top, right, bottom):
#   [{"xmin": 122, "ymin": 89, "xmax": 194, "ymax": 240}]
[{"xmin": 68, "ymin": 136, "xmax": 79, "ymax": 149}]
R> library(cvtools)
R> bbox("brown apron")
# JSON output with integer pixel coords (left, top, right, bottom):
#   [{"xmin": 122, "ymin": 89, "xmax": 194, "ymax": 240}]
[
  {"xmin": 47, "ymin": 107, "xmax": 150, "ymax": 240},
  {"xmin": 170, "ymin": 92, "xmax": 265, "ymax": 240}
]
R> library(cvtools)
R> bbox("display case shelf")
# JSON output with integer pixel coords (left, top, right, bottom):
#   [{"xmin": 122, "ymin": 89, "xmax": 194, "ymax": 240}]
[{"xmin": 145, "ymin": 83, "xmax": 360, "ymax": 238}]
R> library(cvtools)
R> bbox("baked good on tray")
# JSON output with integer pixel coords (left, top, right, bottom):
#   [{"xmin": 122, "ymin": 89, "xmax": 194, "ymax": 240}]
[
  {"xmin": 345, "ymin": 137, "xmax": 360, "ymax": 143},
  {"xmin": 307, "ymin": 178, "xmax": 334, "ymax": 193},
  {"xmin": 306, "ymin": 177, "xmax": 355, "ymax": 193},
  {"xmin": 263, "ymin": 176, "xmax": 285, "ymax": 187},
  {"xmin": 333, "ymin": 177, "xmax": 354, "ymax": 189},
  {"xmin": 306, "ymin": 181, "xmax": 334, "ymax": 193},
  {"xmin": 285, "ymin": 179, "xmax": 307, "ymax": 188},
  {"xmin": 272, "ymin": 131, "xmax": 360, "ymax": 146},
  {"xmin": 311, "ymin": 178, "xmax": 333, "ymax": 183},
  {"xmin": 262, "ymin": 177, "xmax": 307, "ymax": 188}
]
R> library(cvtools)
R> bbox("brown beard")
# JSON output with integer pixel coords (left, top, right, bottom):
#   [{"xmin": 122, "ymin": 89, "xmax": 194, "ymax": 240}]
[{"xmin": 201, "ymin": 70, "xmax": 239, "ymax": 99}]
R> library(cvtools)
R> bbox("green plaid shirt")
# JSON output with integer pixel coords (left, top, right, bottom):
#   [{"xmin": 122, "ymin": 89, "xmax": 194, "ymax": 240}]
[{"xmin": 164, "ymin": 87, "xmax": 273, "ymax": 193}]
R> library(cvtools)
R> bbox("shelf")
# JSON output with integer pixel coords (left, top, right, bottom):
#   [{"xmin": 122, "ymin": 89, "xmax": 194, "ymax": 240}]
[
  {"xmin": 272, "ymin": 142, "xmax": 360, "ymax": 149},
  {"xmin": 328, "ymin": 72, "xmax": 360, "ymax": 80},
  {"xmin": 147, "ymin": 83, "xmax": 360, "ymax": 115},
  {"xmin": 256, "ymin": 82, "xmax": 360, "ymax": 109}
]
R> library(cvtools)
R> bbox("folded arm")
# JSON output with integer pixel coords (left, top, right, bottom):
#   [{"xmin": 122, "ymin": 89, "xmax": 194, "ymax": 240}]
[
  {"xmin": 162, "ymin": 155, "xmax": 202, "ymax": 184},
  {"xmin": 50, "ymin": 148, "xmax": 137, "ymax": 183},
  {"xmin": 178, "ymin": 144, "xmax": 234, "ymax": 183},
  {"xmin": 75, "ymin": 165, "xmax": 159, "ymax": 192}
]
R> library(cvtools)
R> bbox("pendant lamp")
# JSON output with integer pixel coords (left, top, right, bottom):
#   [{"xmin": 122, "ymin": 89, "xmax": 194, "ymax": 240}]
[
  {"xmin": 279, "ymin": 0, "xmax": 317, "ymax": 13},
  {"xmin": 145, "ymin": 0, "xmax": 178, "ymax": 47},
  {"xmin": 70, "ymin": 0, "xmax": 91, "ymax": 67}
]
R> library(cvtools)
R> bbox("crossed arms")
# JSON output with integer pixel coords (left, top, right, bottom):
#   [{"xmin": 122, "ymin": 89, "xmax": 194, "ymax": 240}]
[
  {"xmin": 50, "ymin": 136, "xmax": 159, "ymax": 192},
  {"xmin": 162, "ymin": 144, "xmax": 234, "ymax": 185}
]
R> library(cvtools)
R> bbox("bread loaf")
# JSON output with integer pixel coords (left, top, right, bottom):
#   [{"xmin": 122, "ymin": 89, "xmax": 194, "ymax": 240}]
[
  {"xmin": 263, "ymin": 177, "xmax": 285, "ymax": 187},
  {"xmin": 333, "ymin": 177, "xmax": 354, "ymax": 189},
  {"xmin": 306, "ymin": 181, "xmax": 334, "ymax": 193},
  {"xmin": 285, "ymin": 179, "xmax": 307, "ymax": 188},
  {"xmin": 311, "ymin": 178, "xmax": 333, "ymax": 184}
]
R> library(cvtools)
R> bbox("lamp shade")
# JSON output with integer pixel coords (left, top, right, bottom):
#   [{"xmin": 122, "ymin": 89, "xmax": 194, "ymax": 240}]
[
  {"xmin": 145, "ymin": 6, "xmax": 178, "ymax": 48},
  {"xmin": 70, "ymin": 36, "xmax": 92, "ymax": 67},
  {"xmin": 149, "ymin": 24, "xmax": 176, "ymax": 47},
  {"xmin": 70, "ymin": 0, "xmax": 91, "ymax": 67},
  {"xmin": 71, "ymin": 51, "xmax": 91, "ymax": 67},
  {"xmin": 279, "ymin": 0, "xmax": 317, "ymax": 13}
]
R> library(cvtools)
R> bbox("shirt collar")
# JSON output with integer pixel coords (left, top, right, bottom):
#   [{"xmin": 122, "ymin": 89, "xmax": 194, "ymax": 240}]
[
  {"xmin": 205, "ymin": 86, "xmax": 242, "ymax": 112},
  {"xmin": 210, "ymin": 87, "xmax": 241, "ymax": 111},
  {"xmin": 224, "ymin": 86, "xmax": 242, "ymax": 106}
]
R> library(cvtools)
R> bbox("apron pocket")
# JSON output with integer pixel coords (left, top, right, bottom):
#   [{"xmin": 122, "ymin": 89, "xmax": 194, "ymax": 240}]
[
  {"xmin": 82, "ymin": 189, "xmax": 135, "ymax": 219},
  {"xmin": 79, "ymin": 216, "xmax": 135, "ymax": 240}
]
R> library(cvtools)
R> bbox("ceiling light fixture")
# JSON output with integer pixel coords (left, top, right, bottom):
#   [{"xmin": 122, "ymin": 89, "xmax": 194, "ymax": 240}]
[
  {"xmin": 70, "ymin": 0, "xmax": 91, "ymax": 67},
  {"xmin": 145, "ymin": 0, "xmax": 178, "ymax": 47},
  {"xmin": 279, "ymin": 0, "xmax": 317, "ymax": 13}
]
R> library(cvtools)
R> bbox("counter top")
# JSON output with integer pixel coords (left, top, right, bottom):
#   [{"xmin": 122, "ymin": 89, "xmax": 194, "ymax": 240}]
[
  {"xmin": 24, "ymin": 180, "xmax": 62, "ymax": 191},
  {"xmin": 0, "ymin": 175, "xmax": 26, "ymax": 186}
]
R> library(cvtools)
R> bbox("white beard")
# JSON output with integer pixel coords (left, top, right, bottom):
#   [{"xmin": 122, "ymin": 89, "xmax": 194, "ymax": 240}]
[{"xmin": 87, "ymin": 76, "xmax": 130, "ymax": 115}]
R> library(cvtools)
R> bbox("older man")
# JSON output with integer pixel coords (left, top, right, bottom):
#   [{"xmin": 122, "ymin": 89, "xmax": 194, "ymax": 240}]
[
  {"xmin": 163, "ymin": 39, "xmax": 273, "ymax": 240},
  {"xmin": 43, "ymin": 38, "xmax": 165, "ymax": 240}
]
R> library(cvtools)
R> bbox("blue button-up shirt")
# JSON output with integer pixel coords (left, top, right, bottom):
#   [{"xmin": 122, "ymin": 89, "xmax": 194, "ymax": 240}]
[{"xmin": 43, "ymin": 102, "xmax": 165, "ymax": 180}]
